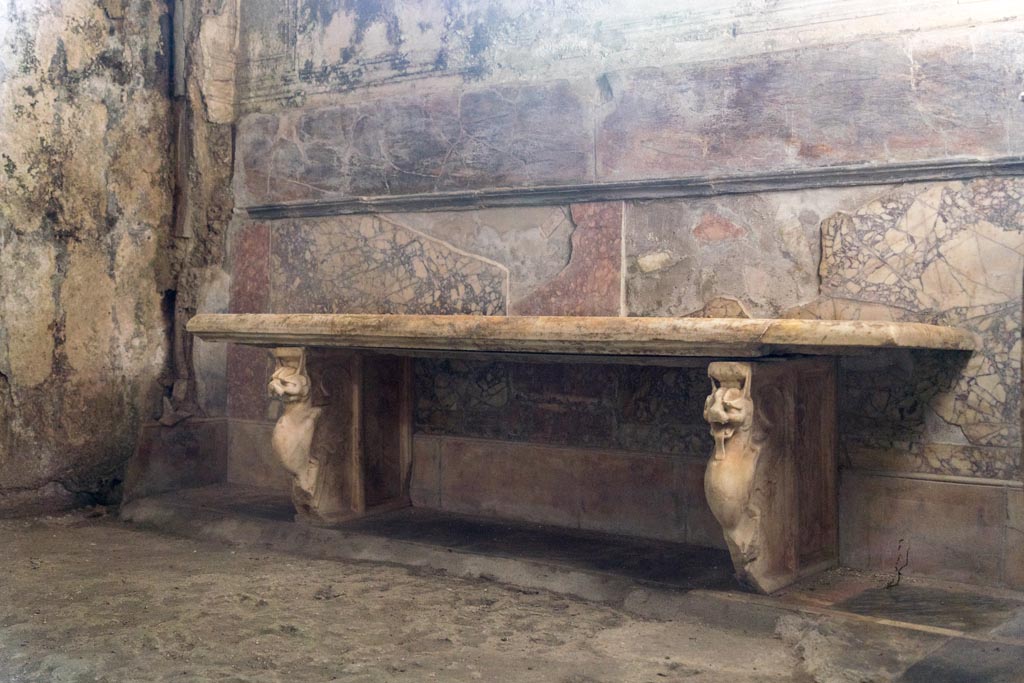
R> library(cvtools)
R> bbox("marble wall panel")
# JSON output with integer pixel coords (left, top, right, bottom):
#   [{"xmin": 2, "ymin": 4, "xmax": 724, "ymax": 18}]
[
  {"xmin": 226, "ymin": 345, "xmax": 273, "ymax": 422},
  {"xmin": 269, "ymin": 215, "xmax": 509, "ymax": 315},
  {"xmin": 816, "ymin": 179, "xmax": 1024, "ymax": 472},
  {"xmin": 409, "ymin": 436, "xmax": 443, "ymax": 509},
  {"xmin": 839, "ymin": 472, "xmax": 1008, "ymax": 586},
  {"xmin": 513, "ymin": 203, "xmax": 622, "ymax": 316},
  {"xmin": 415, "ymin": 359, "xmax": 711, "ymax": 457},
  {"xmin": 623, "ymin": 178, "xmax": 1022, "ymax": 482},
  {"xmin": 597, "ymin": 31, "xmax": 1023, "ymax": 181},
  {"xmin": 229, "ymin": 221, "xmax": 271, "ymax": 314},
  {"xmin": 389, "ymin": 202, "xmax": 624, "ymax": 314},
  {"xmin": 227, "ymin": 421, "xmax": 290, "ymax": 493},
  {"xmin": 385, "ymin": 206, "xmax": 575, "ymax": 308},
  {"xmin": 414, "ymin": 434, "xmax": 716, "ymax": 545},
  {"xmin": 624, "ymin": 188, "xmax": 877, "ymax": 317},
  {"xmin": 1008, "ymin": 490, "xmax": 1024, "ymax": 590},
  {"xmin": 226, "ymin": 221, "xmax": 274, "ymax": 422},
  {"xmin": 415, "ymin": 359, "xmax": 613, "ymax": 448},
  {"xmin": 235, "ymin": 81, "xmax": 592, "ymax": 206}
]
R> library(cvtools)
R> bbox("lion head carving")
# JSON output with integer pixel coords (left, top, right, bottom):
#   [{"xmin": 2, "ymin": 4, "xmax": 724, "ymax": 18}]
[
  {"xmin": 269, "ymin": 350, "xmax": 312, "ymax": 404},
  {"xmin": 703, "ymin": 362, "xmax": 753, "ymax": 459}
]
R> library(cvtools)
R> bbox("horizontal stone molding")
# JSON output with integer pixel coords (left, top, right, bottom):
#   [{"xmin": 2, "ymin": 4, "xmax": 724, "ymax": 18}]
[
  {"xmin": 244, "ymin": 157, "xmax": 1024, "ymax": 219},
  {"xmin": 846, "ymin": 468, "xmax": 1024, "ymax": 489}
]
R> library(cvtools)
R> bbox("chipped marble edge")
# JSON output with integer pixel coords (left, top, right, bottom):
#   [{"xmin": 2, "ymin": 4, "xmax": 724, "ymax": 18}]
[{"xmin": 187, "ymin": 314, "xmax": 975, "ymax": 359}]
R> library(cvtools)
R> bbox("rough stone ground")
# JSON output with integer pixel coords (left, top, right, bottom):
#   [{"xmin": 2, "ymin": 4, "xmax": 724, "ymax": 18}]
[
  {"xmin": 3, "ymin": 509, "xmax": 1020, "ymax": 683},
  {"xmin": 0, "ymin": 510, "xmax": 816, "ymax": 683}
]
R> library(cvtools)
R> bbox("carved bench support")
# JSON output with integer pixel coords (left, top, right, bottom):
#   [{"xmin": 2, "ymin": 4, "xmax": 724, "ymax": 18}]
[
  {"xmin": 703, "ymin": 359, "xmax": 838, "ymax": 593},
  {"xmin": 268, "ymin": 348, "xmax": 413, "ymax": 526}
]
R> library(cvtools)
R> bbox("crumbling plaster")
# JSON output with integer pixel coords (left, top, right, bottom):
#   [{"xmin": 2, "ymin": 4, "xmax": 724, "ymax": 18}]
[
  {"xmin": 0, "ymin": 0, "xmax": 237, "ymax": 513},
  {"xmin": 0, "ymin": 0, "xmax": 175, "ymax": 512}
]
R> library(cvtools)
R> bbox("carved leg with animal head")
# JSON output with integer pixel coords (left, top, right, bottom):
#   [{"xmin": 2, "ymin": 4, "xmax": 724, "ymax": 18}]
[
  {"xmin": 268, "ymin": 347, "xmax": 333, "ymax": 521},
  {"xmin": 267, "ymin": 348, "xmax": 413, "ymax": 526},
  {"xmin": 703, "ymin": 359, "xmax": 838, "ymax": 593}
]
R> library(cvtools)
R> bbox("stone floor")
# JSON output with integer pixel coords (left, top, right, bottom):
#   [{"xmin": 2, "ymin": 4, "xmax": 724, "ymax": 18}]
[{"xmin": 2, "ymin": 489, "xmax": 1023, "ymax": 682}]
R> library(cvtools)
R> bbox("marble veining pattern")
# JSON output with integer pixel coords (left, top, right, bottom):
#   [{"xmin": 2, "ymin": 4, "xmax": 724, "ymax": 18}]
[
  {"xmin": 818, "ymin": 180, "xmax": 1023, "ymax": 455},
  {"xmin": 385, "ymin": 206, "xmax": 576, "ymax": 307},
  {"xmin": 235, "ymin": 82, "xmax": 592, "ymax": 206},
  {"xmin": 270, "ymin": 215, "xmax": 509, "ymax": 315},
  {"xmin": 415, "ymin": 359, "xmax": 710, "ymax": 457}
]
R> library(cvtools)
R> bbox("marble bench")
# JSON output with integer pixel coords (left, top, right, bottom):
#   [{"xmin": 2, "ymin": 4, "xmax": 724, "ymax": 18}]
[{"xmin": 187, "ymin": 313, "xmax": 974, "ymax": 593}]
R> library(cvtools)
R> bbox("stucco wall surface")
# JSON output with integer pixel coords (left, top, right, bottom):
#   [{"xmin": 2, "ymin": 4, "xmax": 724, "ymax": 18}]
[{"xmin": 0, "ymin": 0, "xmax": 174, "ymax": 512}]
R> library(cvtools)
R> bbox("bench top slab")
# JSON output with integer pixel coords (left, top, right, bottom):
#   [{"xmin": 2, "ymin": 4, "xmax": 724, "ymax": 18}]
[{"xmin": 187, "ymin": 314, "xmax": 974, "ymax": 359}]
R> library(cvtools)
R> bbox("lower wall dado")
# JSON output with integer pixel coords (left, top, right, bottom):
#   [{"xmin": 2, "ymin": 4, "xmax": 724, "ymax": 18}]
[
  {"xmin": 841, "ymin": 471, "xmax": 1022, "ymax": 587},
  {"xmin": 207, "ymin": 176, "xmax": 1023, "ymax": 589},
  {"xmin": 218, "ymin": 421, "xmax": 720, "ymax": 549},
  {"xmin": 409, "ymin": 434, "xmax": 721, "ymax": 548}
]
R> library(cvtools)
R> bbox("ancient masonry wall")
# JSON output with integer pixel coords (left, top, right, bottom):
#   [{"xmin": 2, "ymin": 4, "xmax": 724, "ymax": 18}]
[{"xmin": 0, "ymin": 0, "xmax": 175, "ymax": 512}]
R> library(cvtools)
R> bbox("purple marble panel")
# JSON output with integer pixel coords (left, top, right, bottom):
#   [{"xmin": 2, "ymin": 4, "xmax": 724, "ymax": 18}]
[
  {"xmin": 235, "ymin": 81, "xmax": 592, "ymax": 206},
  {"xmin": 598, "ymin": 33, "xmax": 1022, "ymax": 181}
]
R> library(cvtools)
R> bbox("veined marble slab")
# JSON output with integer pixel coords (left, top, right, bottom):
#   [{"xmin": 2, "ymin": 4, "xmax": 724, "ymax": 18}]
[{"xmin": 187, "ymin": 314, "xmax": 973, "ymax": 359}]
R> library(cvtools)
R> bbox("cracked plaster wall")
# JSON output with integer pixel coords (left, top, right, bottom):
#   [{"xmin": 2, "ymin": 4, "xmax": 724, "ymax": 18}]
[{"xmin": 0, "ymin": 0, "xmax": 174, "ymax": 512}]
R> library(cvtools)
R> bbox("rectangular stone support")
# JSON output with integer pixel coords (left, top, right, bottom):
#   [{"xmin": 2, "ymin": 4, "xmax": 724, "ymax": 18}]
[
  {"xmin": 269, "ymin": 348, "xmax": 413, "ymax": 525},
  {"xmin": 703, "ymin": 358, "xmax": 838, "ymax": 593}
]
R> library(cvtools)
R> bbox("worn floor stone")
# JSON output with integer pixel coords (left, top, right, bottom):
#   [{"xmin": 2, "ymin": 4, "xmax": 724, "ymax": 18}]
[
  {"xmin": 0, "ymin": 514, "xmax": 804, "ymax": 683},
  {"xmin": 7, "ymin": 502, "xmax": 1016, "ymax": 681},
  {"xmin": 897, "ymin": 639, "xmax": 1024, "ymax": 683},
  {"xmin": 835, "ymin": 585, "xmax": 1024, "ymax": 633}
]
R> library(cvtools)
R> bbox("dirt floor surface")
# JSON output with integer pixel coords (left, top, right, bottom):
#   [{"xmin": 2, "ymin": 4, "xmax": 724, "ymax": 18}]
[
  {"xmin": 1, "ymin": 509, "xmax": 1021, "ymax": 683},
  {"xmin": 0, "ymin": 510, "xmax": 810, "ymax": 683}
]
